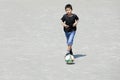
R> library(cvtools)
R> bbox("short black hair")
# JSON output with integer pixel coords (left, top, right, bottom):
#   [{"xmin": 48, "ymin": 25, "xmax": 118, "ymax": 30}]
[{"xmin": 65, "ymin": 4, "xmax": 73, "ymax": 10}]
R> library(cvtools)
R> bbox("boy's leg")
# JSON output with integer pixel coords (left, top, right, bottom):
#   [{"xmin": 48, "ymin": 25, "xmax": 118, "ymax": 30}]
[
  {"xmin": 66, "ymin": 45, "xmax": 72, "ymax": 56},
  {"xmin": 65, "ymin": 32, "xmax": 70, "ymax": 55},
  {"xmin": 67, "ymin": 45, "xmax": 72, "ymax": 52},
  {"xmin": 67, "ymin": 45, "xmax": 73, "ymax": 55},
  {"xmin": 70, "ymin": 48, "xmax": 73, "ymax": 55},
  {"xmin": 67, "ymin": 31, "xmax": 76, "ymax": 55}
]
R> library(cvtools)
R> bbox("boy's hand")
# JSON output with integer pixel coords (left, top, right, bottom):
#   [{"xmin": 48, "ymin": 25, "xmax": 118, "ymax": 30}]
[
  {"xmin": 73, "ymin": 23, "xmax": 77, "ymax": 27},
  {"xmin": 64, "ymin": 24, "xmax": 69, "ymax": 28},
  {"xmin": 73, "ymin": 20, "xmax": 79, "ymax": 27},
  {"xmin": 63, "ymin": 23, "xmax": 69, "ymax": 28},
  {"xmin": 62, "ymin": 21, "xmax": 69, "ymax": 28}
]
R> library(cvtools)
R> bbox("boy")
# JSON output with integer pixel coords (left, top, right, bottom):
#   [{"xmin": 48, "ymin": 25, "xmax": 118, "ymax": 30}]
[{"xmin": 61, "ymin": 4, "xmax": 79, "ymax": 55}]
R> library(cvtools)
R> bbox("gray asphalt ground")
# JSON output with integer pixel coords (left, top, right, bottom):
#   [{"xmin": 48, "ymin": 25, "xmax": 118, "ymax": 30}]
[{"xmin": 0, "ymin": 0, "xmax": 120, "ymax": 80}]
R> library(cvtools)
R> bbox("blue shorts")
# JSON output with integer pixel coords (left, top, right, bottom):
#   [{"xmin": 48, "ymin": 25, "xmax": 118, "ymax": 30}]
[{"xmin": 65, "ymin": 31, "xmax": 76, "ymax": 46}]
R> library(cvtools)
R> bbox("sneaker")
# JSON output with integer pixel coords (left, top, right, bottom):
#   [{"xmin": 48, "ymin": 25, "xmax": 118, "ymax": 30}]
[{"xmin": 65, "ymin": 52, "xmax": 70, "ymax": 56}]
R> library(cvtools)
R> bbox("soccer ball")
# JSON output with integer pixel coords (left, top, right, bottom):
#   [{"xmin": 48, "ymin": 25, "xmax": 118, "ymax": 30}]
[{"xmin": 65, "ymin": 54, "xmax": 74, "ymax": 64}]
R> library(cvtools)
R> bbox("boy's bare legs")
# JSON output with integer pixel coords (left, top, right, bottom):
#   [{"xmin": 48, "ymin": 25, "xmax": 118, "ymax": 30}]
[
  {"xmin": 67, "ymin": 45, "xmax": 72, "ymax": 51},
  {"xmin": 67, "ymin": 45, "xmax": 73, "ymax": 55}
]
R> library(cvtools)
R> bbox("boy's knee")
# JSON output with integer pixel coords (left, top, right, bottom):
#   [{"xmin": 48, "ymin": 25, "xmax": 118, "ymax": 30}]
[{"xmin": 67, "ymin": 41, "xmax": 73, "ymax": 46}]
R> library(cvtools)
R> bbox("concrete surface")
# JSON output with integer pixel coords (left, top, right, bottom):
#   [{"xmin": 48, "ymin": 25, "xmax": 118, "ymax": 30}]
[{"xmin": 0, "ymin": 0, "xmax": 120, "ymax": 80}]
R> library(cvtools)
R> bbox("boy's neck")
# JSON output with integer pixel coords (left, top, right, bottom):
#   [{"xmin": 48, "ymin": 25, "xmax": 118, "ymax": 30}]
[{"xmin": 67, "ymin": 13, "xmax": 73, "ymax": 17}]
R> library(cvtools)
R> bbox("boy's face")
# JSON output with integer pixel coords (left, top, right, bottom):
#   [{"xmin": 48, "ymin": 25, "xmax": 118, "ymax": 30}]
[{"xmin": 65, "ymin": 8, "xmax": 72, "ymax": 15}]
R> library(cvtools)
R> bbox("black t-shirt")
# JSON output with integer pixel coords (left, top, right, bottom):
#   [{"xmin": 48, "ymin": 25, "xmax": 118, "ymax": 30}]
[{"xmin": 61, "ymin": 14, "xmax": 79, "ymax": 32}]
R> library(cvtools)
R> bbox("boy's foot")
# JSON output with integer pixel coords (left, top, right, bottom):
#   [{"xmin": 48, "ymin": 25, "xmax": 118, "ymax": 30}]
[
  {"xmin": 65, "ymin": 50, "xmax": 70, "ymax": 56},
  {"xmin": 65, "ymin": 52, "xmax": 70, "ymax": 56}
]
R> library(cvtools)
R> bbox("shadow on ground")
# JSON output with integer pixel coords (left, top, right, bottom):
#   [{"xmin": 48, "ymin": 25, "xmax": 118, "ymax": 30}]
[{"xmin": 74, "ymin": 54, "xmax": 86, "ymax": 59}]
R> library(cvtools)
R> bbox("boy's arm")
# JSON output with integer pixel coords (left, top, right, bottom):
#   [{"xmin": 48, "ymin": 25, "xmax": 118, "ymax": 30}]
[
  {"xmin": 61, "ymin": 21, "xmax": 69, "ymax": 28},
  {"xmin": 73, "ymin": 20, "xmax": 79, "ymax": 27}
]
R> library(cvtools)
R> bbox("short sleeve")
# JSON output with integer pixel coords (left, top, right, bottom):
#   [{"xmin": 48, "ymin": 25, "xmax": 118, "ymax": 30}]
[
  {"xmin": 74, "ymin": 14, "xmax": 79, "ymax": 20},
  {"xmin": 61, "ymin": 15, "xmax": 65, "ymax": 22}
]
